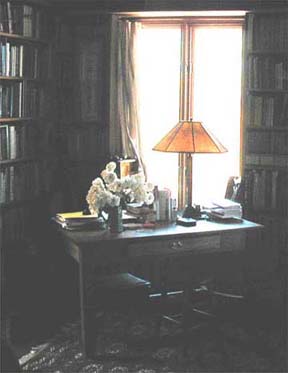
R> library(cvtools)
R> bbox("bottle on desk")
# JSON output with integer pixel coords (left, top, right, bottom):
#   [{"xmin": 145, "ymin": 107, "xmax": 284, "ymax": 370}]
[{"xmin": 154, "ymin": 186, "xmax": 177, "ymax": 222}]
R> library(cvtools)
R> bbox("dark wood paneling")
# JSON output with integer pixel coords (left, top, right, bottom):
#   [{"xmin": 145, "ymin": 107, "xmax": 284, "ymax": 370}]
[{"xmin": 48, "ymin": 0, "xmax": 288, "ymax": 13}]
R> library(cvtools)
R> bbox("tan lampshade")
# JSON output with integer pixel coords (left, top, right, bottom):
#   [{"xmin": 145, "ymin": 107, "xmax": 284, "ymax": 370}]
[{"xmin": 153, "ymin": 120, "xmax": 228, "ymax": 154}]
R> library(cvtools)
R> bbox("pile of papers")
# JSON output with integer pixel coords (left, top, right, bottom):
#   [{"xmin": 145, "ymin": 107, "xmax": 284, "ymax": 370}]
[
  {"xmin": 208, "ymin": 199, "xmax": 243, "ymax": 220},
  {"xmin": 53, "ymin": 211, "xmax": 106, "ymax": 230}
]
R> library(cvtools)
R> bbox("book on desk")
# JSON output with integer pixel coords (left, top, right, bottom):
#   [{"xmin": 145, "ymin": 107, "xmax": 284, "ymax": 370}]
[
  {"xmin": 53, "ymin": 209, "xmax": 155, "ymax": 231},
  {"xmin": 53, "ymin": 211, "xmax": 106, "ymax": 230},
  {"xmin": 204, "ymin": 199, "xmax": 243, "ymax": 221}
]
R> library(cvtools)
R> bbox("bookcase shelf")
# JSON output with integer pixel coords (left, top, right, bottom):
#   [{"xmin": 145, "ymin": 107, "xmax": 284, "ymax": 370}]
[
  {"xmin": 246, "ymin": 126, "xmax": 288, "ymax": 131},
  {"xmin": 0, "ymin": 76, "xmax": 44, "ymax": 83},
  {"xmin": 1, "ymin": 0, "xmax": 56, "ymax": 248},
  {"xmin": 0, "ymin": 31, "xmax": 47, "ymax": 44},
  {"xmin": 247, "ymin": 89, "xmax": 288, "ymax": 94},
  {"xmin": 0, "ymin": 156, "xmax": 35, "ymax": 165},
  {"xmin": 0, "ymin": 76, "xmax": 23, "ymax": 81},
  {"xmin": 0, "ymin": 117, "xmax": 33, "ymax": 122},
  {"xmin": 243, "ymin": 11, "xmax": 288, "ymax": 266},
  {"xmin": 248, "ymin": 50, "xmax": 288, "ymax": 56}
]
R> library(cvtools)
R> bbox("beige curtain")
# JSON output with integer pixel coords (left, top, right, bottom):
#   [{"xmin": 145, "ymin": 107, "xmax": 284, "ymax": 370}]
[{"xmin": 109, "ymin": 16, "xmax": 145, "ymax": 173}]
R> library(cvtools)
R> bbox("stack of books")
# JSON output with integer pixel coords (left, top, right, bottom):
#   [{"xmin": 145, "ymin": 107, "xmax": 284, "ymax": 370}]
[
  {"xmin": 53, "ymin": 211, "xmax": 106, "ymax": 230},
  {"xmin": 208, "ymin": 199, "xmax": 243, "ymax": 220},
  {"xmin": 125, "ymin": 203, "xmax": 156, "ymax": 222}
]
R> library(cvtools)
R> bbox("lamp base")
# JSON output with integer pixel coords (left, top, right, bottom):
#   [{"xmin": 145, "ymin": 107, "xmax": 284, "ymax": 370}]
[{"xmin": 182, "ymin": 204, "xmax": 202, "ymax": 219}]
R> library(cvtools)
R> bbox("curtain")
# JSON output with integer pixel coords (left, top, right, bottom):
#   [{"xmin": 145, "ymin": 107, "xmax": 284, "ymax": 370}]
[{"xmin": 109, "ymin": 16, "xmax": 145, "ymax": 174}]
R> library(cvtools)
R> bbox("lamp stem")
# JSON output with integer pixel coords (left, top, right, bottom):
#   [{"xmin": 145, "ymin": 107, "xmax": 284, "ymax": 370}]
[
  {"xmin": 182, "ymin": 153, "xmax": 198, "ymax": 219},
  {"xmin": 187, "ymin": 153, "xmax": 193, "ymax": 206}
]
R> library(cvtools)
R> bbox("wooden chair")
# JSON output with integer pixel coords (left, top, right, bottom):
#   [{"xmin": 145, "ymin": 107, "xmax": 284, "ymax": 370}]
[
  {"xmin": 225, "ymin": 176, "xmax": 243, "ymax": 202},
  {"xmin": 151, "ymin": 259, "xmax": 245, "ymax": 355},
  {"xmin": 89, "ymin": 272, "xmax": 152, "ymax": 358}
]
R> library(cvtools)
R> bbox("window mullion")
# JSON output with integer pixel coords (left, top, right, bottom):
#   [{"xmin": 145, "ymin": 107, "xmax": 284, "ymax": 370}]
[{"xmin": 178, "ymin": 23, "xmax": 194, "ymax": 209}]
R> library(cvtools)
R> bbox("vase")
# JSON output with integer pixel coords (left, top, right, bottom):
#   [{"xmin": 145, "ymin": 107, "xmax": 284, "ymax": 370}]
[{"xmin": 108, "ymin": 206, "xmax": 123, "ymax": 233}]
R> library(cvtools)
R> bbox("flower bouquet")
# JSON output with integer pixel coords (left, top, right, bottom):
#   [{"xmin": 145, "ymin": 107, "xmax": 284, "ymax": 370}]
[{"xmin": 86, "ymin": 161, "xmax": 154, "ymax": 232}]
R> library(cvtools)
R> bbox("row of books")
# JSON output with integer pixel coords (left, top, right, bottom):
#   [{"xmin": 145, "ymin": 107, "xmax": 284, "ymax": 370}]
[
  {"xmin": 0, "ymin": 81, "xmax": 40, "ymax": 117},
  {"xmin": 247, "ymin": 131, "xmax": 288, "ymax": 156},
  {"xmin": 248, "ymin": 57, "xmax": 288, "ymax": 90},
  {"xmin": 245, "ymin": 154, "xmax": 288, "ymax": 169},
  {"xmin": 0, "ymin": 41, "xmax": 40, "ymax": 78},
  {"xmin": 247, "ymin": 94, "xmax": 288, "ymax": 128},
  {"xmin": 0, "ymin": 2, "xmax": 42, "ymax": 39},
  {"xmin": 0, "ymin": 160, "xmax": 54, "ymax": 204},
  {"xmin": 0, "ymin": 81, "xmax": 22, "ymax": 117},
  {"xmin": 244, "ymin": 168, "xmax": 288, "ymax": 214},
  {"xmin": 0, "ymin": 123, "xmax": 35, "ymax": 160},
  {"xmin": 247, "ymin": 14, "xmax": 288, "ymax": 51}
]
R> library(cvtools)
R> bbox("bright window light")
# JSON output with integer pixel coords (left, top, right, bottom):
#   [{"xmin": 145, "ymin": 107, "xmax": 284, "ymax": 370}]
[
  {"xmin": 137, "ymin": 25, "xmax": 181, "ymax": 199},
  {"xmin": 192, "ymin": 27, "xmax": 242, "ymax": 204},
  {"xmin": 137, "ymin": 24, "xmax": 242, "ymax": 205}
]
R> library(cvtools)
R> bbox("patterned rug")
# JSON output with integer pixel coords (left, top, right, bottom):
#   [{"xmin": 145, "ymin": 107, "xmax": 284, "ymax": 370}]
[{"xmin": 20, "ymin": 306, "xmax": 287, "ymax": 373}]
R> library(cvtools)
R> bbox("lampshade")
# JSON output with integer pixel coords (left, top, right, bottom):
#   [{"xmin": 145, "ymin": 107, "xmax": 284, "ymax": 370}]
[
  {"xmin": 152, "ymin": 119, "xmax": 228, "ymax": 223},
  {"xmin": 153, "ymin": 120, "xmax": 227, "ymax": 154}
]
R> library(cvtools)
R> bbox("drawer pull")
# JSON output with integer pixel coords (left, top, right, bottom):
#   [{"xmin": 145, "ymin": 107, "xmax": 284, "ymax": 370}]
[
  {"xmin": 170, "ymin": 241, "xmax": 183, "ymax": 250},
  {"xmin": 171, "ymin": 241, "xmax": 178, "ymax": 249}
]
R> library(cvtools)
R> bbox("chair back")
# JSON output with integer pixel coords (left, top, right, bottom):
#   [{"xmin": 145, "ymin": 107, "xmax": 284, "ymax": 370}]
[{"xmin": 225, "ymin": 176, "xmax": 243, "ymax": 203}]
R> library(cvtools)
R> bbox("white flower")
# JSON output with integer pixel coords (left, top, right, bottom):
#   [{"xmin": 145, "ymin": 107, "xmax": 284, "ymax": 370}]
[
  {"xmin": 145, "ymin": 192, "xmax": 154, "ymax": 205},
  {"xmin": 110, "ymin": 195, "xmax": 120, "ymax": 207},
  {"xmin": 145, "ymin": 182, "xmax": 154, "ymax": 192},
  {"xmin": 102, "ymin": 171, "xmax": 117, "ymax": 185},
  {"xmin": 106, "ymin": 161, "xmax": 117, "ymax": 172},
  {"xmin": 108, "ymin": 179, "xmax": 123, "ymax": 194},
  {"xmin": 88, "ymin": 205, "xmax": 99, "ymax": 215},
  {"xmin": 92, "ymin": 177, "xmax": 105, "ymax": 189},
  {"xmin": 132, "ymin": 173, "xmax": 145, "ymax": 184},
  {"xmin": 87, "ymin": 162, "xmax": 154, "ymax": 215},
  {"xmin": 128, "ymin": 191, "xmax": 135, "ymax": 202},
  {"xmin": 134, "ymin": 186, "xmax": 147, "ymax": 203},
  {"xmin": 121, "ymin": 176, "xmax": 134, "ymax": 189}
]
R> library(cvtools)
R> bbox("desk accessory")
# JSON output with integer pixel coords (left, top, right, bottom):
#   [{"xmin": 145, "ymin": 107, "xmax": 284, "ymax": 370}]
[
  {"xmin": 176, "ymin": 217, "xmax": 197, "ymax": 227},
  {"xmin": 153, "ymin": 119, "xmax": 227, "ymax": 220}
]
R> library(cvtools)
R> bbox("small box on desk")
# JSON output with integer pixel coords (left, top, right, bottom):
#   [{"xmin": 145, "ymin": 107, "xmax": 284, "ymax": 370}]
[{"xmin": 176, "ymin": 217, "xmax": 197, "ymax": 227}]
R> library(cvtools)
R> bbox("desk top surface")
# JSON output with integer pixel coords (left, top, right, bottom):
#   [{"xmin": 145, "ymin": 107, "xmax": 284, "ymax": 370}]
[{"xmin": 59, "ymin": 218, "xmax": 263, "ymax": 248}]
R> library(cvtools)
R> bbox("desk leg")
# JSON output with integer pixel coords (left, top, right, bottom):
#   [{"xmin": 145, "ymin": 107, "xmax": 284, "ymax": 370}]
[{"xmin": 79, "ymin": 252, "xmax": 95, "ymax": 358}]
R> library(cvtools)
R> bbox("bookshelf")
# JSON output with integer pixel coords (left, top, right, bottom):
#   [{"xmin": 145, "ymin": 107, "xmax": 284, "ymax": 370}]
[
  {"xmin": 0, "ymin": 0, "xmax": 65, "ymax": 344},
  {"xmin": 243, "ymin": 12, "xmax": 288, "ymax": 272},
  {"xmin": 0, "ymin": 0, "xmax": 56, "ymax": 248}
]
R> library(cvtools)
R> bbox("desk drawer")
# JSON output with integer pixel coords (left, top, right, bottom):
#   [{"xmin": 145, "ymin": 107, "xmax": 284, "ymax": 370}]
[{"xmin": 128, "ymin": 234, "xmax": 221, "ymax": 257}]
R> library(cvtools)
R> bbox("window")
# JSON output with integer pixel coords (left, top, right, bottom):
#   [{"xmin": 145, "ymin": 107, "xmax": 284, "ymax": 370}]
[{"xmin": 136, "ymin": 18, "xmax": 243, "ymax": 206}]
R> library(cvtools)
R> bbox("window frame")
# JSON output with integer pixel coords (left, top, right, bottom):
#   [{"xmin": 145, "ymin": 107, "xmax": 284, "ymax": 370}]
[{"xmin": 136, "ymin": 16, "xmax": 245, "ymax": 207}]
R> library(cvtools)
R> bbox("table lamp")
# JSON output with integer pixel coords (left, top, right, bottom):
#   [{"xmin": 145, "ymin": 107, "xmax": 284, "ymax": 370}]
[{"xmin": 153, "ymin": 119, "xmax": 227, "ymax": 224}]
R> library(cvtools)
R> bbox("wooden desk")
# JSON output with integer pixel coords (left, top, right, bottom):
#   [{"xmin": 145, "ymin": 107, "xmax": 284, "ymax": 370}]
[{"xmin": 59, "ymin": 219, "xmax": 262, "ymax": 357}]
